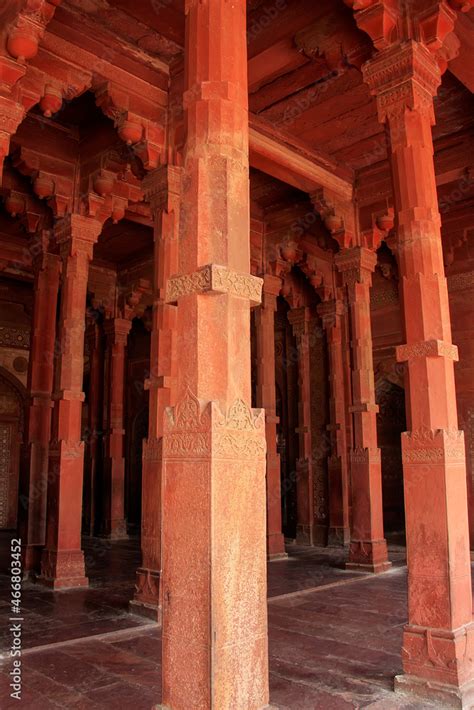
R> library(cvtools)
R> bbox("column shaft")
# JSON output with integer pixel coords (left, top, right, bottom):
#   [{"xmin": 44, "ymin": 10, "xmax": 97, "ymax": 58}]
[
  {"xmin": 159, "ymin": 0, "xmax": 271, "ymax": 707},
  {"xmin": 365, "ymin": 41, "xmax": 474, "ymax": 703},
  {"xmin": 288, "ymin": 307, "xmax": 315, "ymax": 545},
  {"xmin": 39, "ymin": 215, "xmax": 101, "ymax": 589},
  {"xmin": 83, "ymin": 321, "xmax": 104, "ymax": 536},
  {"xmin": 318, "ymin": 297, "xmax": 350, "ymax": 546},
  {"xmin": 20, "ymin": 247, "xmax": 60, "ymax": 574},
  {"xmin": 132, "ymin": 166, "xmax": 180, "ymax": 619},
  {"xmin": 254, "ymin": 275, "xmax": 286, "ymax": 559},
  {"xmin": 102, "ymin": 318, "xmax": 131, "ymax": 539},
  {"xmin": 336, "ymin": 247, "xmax": 390, "ymax": 572}
]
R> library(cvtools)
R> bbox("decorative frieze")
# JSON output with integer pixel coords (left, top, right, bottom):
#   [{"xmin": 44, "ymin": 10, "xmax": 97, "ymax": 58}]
[
  {"xmin": 396, "ymin": 339, "xmax": 459, "ymax": 363},
  {"xmin": 401, "ymin": 428, "xmax": 465, "ymax": 463},
  {"xmin": 166, "ymin": 264, "xmax": 263, "ymax": 306},
  {"xmin": 163, "ymin": 389, "xmax": 266, "ymax": 461}
]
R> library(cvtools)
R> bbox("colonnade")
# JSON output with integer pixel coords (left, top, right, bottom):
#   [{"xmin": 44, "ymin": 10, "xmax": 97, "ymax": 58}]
[{"xmin": 9, "ymin": 0, "xmax": 474, "ymax": 706}]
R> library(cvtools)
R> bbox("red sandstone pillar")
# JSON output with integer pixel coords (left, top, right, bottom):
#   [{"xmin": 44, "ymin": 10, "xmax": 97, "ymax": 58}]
[
  {"xmin": 288, "ymin": 306, "xmax": 316, "ymax": 546},
  {"xmin": 83, "ymin": 320, "xmax": 103, "ymax": 536},
  {"xmin": 364, "ymin": 41, "xmax": 474, "ymax": 705},
  {"xmin": 158, "ymin": 0, "xmax": 271, "ymax": 707},
  {"xmin": 335, "ymin": 247, "xmax": 390, "ymax": 572},
  {"xmin": 131, "ymin": 165, "xmax": 180, "ymax": 620},
  {"xmin": 101, "ymin": 317, "xmax": 131, "ymax": 539},
  {"xmin": 39, "ymin": 215, "xmax": 102, "ymax": 590},
  {"xmin": 20, "ymin": 244, "xmax": 61, "ymax": 575},
  {"xmin": 318, "ymin": 296, "xmax": 350, "ymax": 546},
  {"xmin": 255, "ymin": 274, "xmax": 286, "ymax": 559}
]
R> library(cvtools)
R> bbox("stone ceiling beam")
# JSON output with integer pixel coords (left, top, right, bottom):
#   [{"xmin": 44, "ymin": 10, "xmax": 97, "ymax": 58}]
[{"xmin": 249, "ymin": 114, "xmax": 354, "ymax": 201}]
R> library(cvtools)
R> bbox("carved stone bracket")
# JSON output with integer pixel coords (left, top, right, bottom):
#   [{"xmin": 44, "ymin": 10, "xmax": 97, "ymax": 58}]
[
  {"xmin": 166, "ymin": 264, "xmax": 263, "ymax": 306},
  {"xmin": 311, "ymin": 187, "xmax": 356, "ymax": 249}
]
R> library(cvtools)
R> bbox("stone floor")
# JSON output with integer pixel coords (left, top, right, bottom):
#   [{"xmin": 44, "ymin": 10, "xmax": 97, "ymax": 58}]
[{"xmin": 0, "ymin": 536, "xmax": 448, "ymax": 708}]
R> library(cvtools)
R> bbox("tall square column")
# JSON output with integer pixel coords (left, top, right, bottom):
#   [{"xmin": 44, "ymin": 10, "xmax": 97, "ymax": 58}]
[
  {"xmin": 101, "ymin": 317, "xmax": 131, "ymax": 539},
  {"xmin": 254, "ymin": 274, "xmax": 286, "ymax": 559},
  {"xmin": 288, "ymin": 306, "xmax": 317, "ymax": 546},
  {"xmin": 158, "ymin": 0, "xmax": 272, "ymax": 707},
  {"xmin": 20, "ymin": 240, "xmax": 61, "ymax": 575},
  {"xmin": 318, "ymin": 296, "xmax": 351, "ymax": 546},
  {"xmin": 335, "ymin": 247, "xmax": 390, "ymax": 573},
  {"xmin": 39, "ymin": 215, "xmax": 102, "ymax": 590},
  {"xmin": 364, "ymin": 40, "xmax": 474, "ymax": 706},
  {"xmin": 132, "ymin": 165, "xmax": 181, "ymax": 620}
]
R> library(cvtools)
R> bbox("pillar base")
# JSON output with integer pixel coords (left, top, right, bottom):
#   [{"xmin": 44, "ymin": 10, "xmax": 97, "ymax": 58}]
[
  {"xmin": 132, "ymin": 566, "xmax": 161, "ymax": 620},
  {"xmin": 296, "ymin": 524, "xmax": 313, "ymax": 546},
  {"xmin": 38, "ymin": 549, "xmax": 89, "ymax": 590},
  {"xmin": 129, "ymin": 598, "xmax": 161, "ymax": 623},
  {"xmin": 99, "ymin": 520, "xmax": 128, "ymax": 540},
  {"xmin": 267, "ymin": 531, "xmax": 286, "ymax": 558},
  {"xmin": 268, "ymin": 551, "xmax": 288, "ymax": 561},
  {"xmin": 21, "ymin": 543, "xmax": 43, "ymax": 577},
  {"xmin": 345, "ymin": 560, "xmax": 392, "ymax": 574},
  {"xmin": 328, "ymin": 526, "xmax": 350, "ymax": 547},
  {"xmin": 395, "ymin": 675, "xmax": 474, "ymax": 709},
  {"xmin": 347, "ymin": 538, "xmax": 390, "ymax": 573}
]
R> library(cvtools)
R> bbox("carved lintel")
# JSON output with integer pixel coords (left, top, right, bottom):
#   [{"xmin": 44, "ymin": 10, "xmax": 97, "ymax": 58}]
[{"xmin": 166, "ymin": 264, "xmax": 263, "ymax": 306}]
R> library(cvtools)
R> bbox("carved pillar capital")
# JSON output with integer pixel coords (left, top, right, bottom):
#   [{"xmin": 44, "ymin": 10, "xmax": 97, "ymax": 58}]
[
  {"xmin": 143, "ymin": 164, "xmax": 183, "ymax": 217},
  {"xmin": 335, "ymin": 246, "xmax": 377, "ymax": 289},
  {"xmin": 261, "ymin": 273, "xmax": 281, "ymax": 308},
  {"xmin": 287, "ymin": 305, "xmax": 312, "ymax": 338},
  {"xmin": 363, "ymin": 40, "xmax": 441, "ymax": 125},
  {"xmin": 103, "ymin": 317, "xmax": 132, "ymax": 346},
  {"xmin": 54, "ymin": 214, "xmax": 102, "ymax": 259},
  {"xmin": 317, "ymin": 298, "xmax": 345, "ymax": 331}
]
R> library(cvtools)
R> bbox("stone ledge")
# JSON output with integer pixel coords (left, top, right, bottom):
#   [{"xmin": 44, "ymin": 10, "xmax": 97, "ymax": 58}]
[{"xmin": 166, "ymin": 264, "xmax": 262, "ymax": 305}]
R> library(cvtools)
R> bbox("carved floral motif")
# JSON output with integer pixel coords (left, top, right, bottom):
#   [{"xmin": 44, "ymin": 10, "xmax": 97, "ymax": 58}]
[{"xmin": 166, "ymin": 264, "xmax": 263, "ymax": 306}]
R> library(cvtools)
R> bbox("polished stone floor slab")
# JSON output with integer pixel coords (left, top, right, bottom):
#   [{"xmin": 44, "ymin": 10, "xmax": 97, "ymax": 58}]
[{"xmin": 0, "ymin": 537, "xmax": 447, "ymax": 708}]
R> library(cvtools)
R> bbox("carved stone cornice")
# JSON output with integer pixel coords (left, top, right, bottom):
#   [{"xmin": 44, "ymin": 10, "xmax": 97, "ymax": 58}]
[
  {"xmin": 362, "ymin": 40, "xmax": 442, "ymax": 123},
  {"xmin": 166, "ymin": 264, "xmax": 263, "ymax": 306}
]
